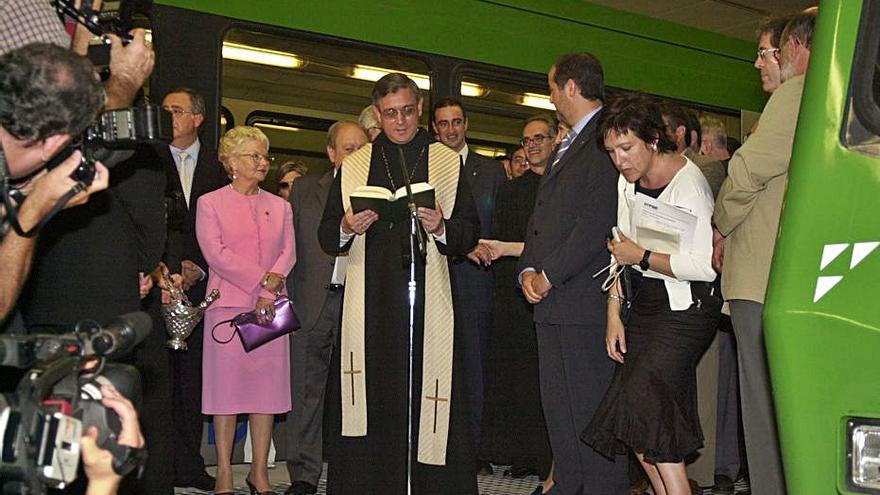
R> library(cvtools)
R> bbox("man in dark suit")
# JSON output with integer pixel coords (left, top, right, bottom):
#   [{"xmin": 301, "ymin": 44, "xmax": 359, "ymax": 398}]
[
  {"xmin": 432, "ymin": 97, "xmax": 507, "ymax": 470},
  {"xmin": 284, "ymin": 120, "xmax": 368, "ymax": 495},
  {"xmin": 160, "ymin": 88, "xmax": 229, "ymax": 492},
  {"xmin": 517, "ymin": 53, "xmax": 627, "ymax": 494}
]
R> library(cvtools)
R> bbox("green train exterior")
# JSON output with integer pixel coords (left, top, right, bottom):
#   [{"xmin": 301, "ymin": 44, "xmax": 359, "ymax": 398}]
[{"xmin": 764, "ymin": 0, "xmax": 880, "ymax": 493}]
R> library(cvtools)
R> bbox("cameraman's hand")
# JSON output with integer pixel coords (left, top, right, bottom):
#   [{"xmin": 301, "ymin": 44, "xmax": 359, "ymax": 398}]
[
  {"xmin": 71, "ymin": 0, "xmax": 105, "ymax": 56},
  {"xmin": 17, "ymin": 152, "xmax": 109, "ymax": 231},
  {"xmin": 80, "ymin": 385, "xmax": 144, "ymax": 495},
  {"xmin": 104, "ymin": 29, "xmax": 155, "ymax": 110}
]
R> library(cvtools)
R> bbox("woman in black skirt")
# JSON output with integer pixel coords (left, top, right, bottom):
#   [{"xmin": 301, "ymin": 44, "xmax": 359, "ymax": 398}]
[{"xmin": 581, "ymin": 93, "xmax": 720, "ymax": 495}]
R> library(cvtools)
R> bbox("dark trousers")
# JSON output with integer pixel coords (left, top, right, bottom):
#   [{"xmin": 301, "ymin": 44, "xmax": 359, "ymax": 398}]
[
  {"xmin": 714, "ymin": 323, "xmax": 743, "ymax": 480},
  {"xmin": 286, "ymin": 291, "xmax": 342, "ymax": 486},
  {"xmin": 535, "ymin": 322, "xmax": 628, "ymax": 495},
  {"xmin": 728, "ymin": 300, "xmax": 786, "ymax": 495},
  {"xmin": 452, "ymin": 262, "xmax": 494, "ymax": 453},
  {"xmin": 171, "ymin": 320, "xmax": 207, "ymax": 481}
]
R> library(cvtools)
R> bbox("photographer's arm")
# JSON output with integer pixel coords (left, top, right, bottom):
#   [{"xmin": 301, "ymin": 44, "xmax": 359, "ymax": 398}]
[
  {"xmin": 103, "ymin": 29, "xmax": 154, "ymax": 110},
  {"xmin": 0, "ymin": 153, "xmax": 108, "ymax": 320}
]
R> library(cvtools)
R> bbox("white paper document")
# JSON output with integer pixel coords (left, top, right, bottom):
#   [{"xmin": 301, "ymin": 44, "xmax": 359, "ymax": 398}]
[{"xmin": 630, "ymin": 193, "xmax": 698, "ymax": 255}]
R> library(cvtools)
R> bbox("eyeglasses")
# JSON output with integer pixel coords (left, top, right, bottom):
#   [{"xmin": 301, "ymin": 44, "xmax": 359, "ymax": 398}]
[
  {"xmin": 236, "ymin": 152, "xmax": 274, "ymax": 164},
  {"xmin": 435, "ymin": 118, "xmax": 464, "ymax": 129},
  {"xmin": 511, "ymin": 156, "xmax": 528, "ymax": 164},
  {"xmin": 163, "ymin": 105, "xmax": 196, "ymax": 116},
  {"xmin": 278, "ymin": 180, "xmax": 295, "ymax": 189},
  {"xmin": 379, "ymin": 105, "xmax": 418, "ymax": 121},
  {"xmin": 521, "ymin": 134, "xmax": 551, "ymax": 146},
  {"xmin": 757, "ymin": 47, "xmax": 780, "ymax": 61}
]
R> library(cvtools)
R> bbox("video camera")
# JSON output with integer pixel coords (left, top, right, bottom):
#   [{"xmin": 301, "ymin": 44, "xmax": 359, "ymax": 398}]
[{"xmin": 0, "ymin": 312, "xmax": 152, "ymax": 495}]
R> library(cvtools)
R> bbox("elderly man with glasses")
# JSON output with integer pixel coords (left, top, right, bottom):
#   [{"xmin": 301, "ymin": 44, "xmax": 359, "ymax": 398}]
[{"xmin": 521, "ymin": 114, "xmax": 558, "ymax": 173}]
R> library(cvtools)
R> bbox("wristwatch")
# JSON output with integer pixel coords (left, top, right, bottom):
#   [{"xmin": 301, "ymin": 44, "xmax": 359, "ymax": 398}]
[{"xmin": 639, "ymin": 249, "xmax": 652, "ymax": 271}]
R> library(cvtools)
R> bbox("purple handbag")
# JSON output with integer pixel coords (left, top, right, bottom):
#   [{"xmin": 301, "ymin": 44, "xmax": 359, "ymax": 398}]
[{"xmin": 211, "ymin": 295, "xmax": 301, "ymax": 352}]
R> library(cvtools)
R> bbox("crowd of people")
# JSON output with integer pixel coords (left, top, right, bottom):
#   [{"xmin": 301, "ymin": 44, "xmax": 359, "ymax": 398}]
[{"xmin": 0, "ymin": 2, "xmax": 818, "ymax": 495}]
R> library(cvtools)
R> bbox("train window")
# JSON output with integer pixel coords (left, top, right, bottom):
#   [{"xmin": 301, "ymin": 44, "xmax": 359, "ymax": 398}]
[
  {"xmin": 843, "ymin": 0, "xmax": 880, "ymax": 155},
  {"xmin": 220, "ymin": 27, "xmax": 431, "ymax": 188},
  {"xmin": 457, "ymin": 71, "xmax": 557, "ymax": 157}
]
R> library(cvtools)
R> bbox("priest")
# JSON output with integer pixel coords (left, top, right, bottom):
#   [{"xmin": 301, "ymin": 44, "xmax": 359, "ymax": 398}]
[{"xmin": 319, "ymin": 73, "xmax": 480, "ymax": 494}]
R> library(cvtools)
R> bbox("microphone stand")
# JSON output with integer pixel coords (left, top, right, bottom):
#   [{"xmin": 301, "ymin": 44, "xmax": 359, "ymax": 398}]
[{"xmin": 398, "ymin": 145, "xmax": 426, "ymax": 495}]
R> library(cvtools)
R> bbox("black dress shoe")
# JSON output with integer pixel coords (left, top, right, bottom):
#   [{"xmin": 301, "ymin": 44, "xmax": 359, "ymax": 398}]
[
  {"xmin": 529, "ymin": 486, "xmax": 544, "ymax": 495},
  {"xmin": 284, "ymin": 480, "xmax": 318, "ymax": 495},
  {"xmin": 175, "ymin": 471, "xmax": 216, "ymax": 491},
  {"xmin": 476, "ymin": 460, "xmax": 493, "ymax": 475},
  {"xmin": 714, "ymin": 474, "xmax": 734, "ymax": 494}
]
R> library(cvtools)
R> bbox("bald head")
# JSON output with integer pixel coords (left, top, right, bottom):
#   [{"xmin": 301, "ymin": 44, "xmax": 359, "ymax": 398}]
[{"xmin": 327, "ymin": 120, "xmax": 368, "ymax": 168}]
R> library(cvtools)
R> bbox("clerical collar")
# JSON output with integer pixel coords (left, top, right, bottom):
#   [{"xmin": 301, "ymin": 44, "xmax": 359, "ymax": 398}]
[{"xmin": 373, "ymin": 127, "xmax": 433, "ymax": 149}]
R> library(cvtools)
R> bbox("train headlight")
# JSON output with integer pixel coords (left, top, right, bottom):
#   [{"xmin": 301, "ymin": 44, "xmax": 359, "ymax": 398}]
[{"xmin": 849, "ymin": 419, "xmax": 880, "ymax": 491}]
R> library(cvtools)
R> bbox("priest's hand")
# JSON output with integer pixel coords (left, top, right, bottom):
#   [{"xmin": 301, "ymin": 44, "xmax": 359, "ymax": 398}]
[
  {"xmin": 342, "ymin": 207, "xmax": 379, "ymax": 235},
  {"xmin": 417, "ymin": 203, "xmax": 444, "ymax": 236}
]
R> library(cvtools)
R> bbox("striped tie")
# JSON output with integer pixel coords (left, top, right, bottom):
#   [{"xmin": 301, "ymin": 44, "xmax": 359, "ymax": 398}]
[{"xmin": 550, "ymin": 130, "xmax": 575, "ymax": 170}]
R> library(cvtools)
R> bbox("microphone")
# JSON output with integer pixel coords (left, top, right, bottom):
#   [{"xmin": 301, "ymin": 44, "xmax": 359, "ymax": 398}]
[{"xmin": 88, "ymin": 312, "xmax": 152, "ymax": 359}]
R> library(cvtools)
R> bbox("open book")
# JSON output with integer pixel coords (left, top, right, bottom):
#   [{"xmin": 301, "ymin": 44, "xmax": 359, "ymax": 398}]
[{"xmin": 349, "ymin": 182, "xmax": 436, "ymax": 224}]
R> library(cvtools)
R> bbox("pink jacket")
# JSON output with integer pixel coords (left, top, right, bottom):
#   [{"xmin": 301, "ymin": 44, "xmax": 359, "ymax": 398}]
[{"xmin": 196, "ymin": 186, "xmax": 295, "ymax": 308}]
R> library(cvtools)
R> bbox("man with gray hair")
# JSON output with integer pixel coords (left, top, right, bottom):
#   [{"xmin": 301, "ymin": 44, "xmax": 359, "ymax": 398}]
[
  {"xmin": 284, "ymin": 120, "xmax": 366, "ymax": 495},
  {"xmin": 713, "ymin": 9, "xmax": 817, "ymax": 495},
  {"xmin": 700, "ymin": 115, "xmax": 730, "ymax": 162},
  {"xmin": 319, "ymin": 73, "xmax": 480, "ymax": 494}
]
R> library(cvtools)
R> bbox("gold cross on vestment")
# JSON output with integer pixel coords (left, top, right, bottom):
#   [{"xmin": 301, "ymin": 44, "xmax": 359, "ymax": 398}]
[
  {"xmin": 424, "ymin": 378, "xmax": 448, "ymax": 434},
  {"xmin": 344, "ymin": 351, "xmax": 362, "ymax": 406}
]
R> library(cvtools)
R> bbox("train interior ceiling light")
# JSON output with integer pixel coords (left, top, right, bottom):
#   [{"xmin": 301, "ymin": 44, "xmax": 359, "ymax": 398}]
[{"xmin": 145, "ymin": 31, "xmax": 546, "ymax": 109}]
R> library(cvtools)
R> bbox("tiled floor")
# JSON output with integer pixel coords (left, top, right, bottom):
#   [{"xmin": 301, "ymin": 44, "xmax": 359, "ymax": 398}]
[{"xmin": 174, "ymin": 464, "xmax": 751, "ymax": 494}]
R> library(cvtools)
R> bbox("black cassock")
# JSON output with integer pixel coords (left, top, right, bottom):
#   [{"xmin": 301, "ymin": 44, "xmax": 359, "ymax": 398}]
[
  {"xmin": 319, "ymin": 130, "xmax": 480, "ymax": 494},
  {"xmin": 480, "ymin": 170, "xmax": 552, "ymax": 476}
]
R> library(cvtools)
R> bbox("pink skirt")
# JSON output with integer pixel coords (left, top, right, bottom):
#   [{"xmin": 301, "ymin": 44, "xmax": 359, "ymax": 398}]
[{"xmin": 202, "ymin": 306, "xmax": 291, "ymax": 415}]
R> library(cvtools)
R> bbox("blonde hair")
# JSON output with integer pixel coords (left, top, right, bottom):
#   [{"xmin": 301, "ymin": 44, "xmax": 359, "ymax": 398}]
[{"xmin": 218, "ymin": 126, "xmax": 269, "ymax": 177}]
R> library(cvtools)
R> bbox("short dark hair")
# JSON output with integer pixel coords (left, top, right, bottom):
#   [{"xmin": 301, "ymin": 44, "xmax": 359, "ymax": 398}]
[
  {"xmin": 166, "ymin": 87, "xmax": 206, "ymax": 115},
  {"xmin": 371, "ymin": 73, "xmax": 422, "ymax": 106},
  {"xmin": 432, "ymin": 97, "xmax": 467, "ymax": 122},
  {"xmin": 599, "ymin": 93, "xmax": 678, "ymax": 154},
  {"xmin": 759, "ymin": 14, "xmax": 795, "ymax": 48},
  {"xmin": 276, "ymin": 160, "xmax": 308, "ymax": 183},
  {"xmin": 0, "ymin": 43, "xmax": 104, "ymax": 145},
  {"xmin": 659, "ymin": 102, "xmax": 692, "ymax": 148},
  {"xmin": 683, "ymin": 109, "xmax": 702, "ymax": 149},
  {"xmin": 552, "ymin": 52, "xmax": 604, "ymax": 102},
  {"xmin": 523, "ymin": 114, "xmax": 558, "ymax": 139},
  {"xmin": 781, "ymin": 9, "xmax": 818, "ymax": 49}
]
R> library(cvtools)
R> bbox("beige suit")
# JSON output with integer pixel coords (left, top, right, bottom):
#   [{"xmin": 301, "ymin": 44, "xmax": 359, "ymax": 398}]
[
  {"xmin": 714, "ymin": 75, "xmax": 805, "ymax": 304},
  {"xmin": 712, "ymin": 74, "xmax": 805, "ymax": 495}
]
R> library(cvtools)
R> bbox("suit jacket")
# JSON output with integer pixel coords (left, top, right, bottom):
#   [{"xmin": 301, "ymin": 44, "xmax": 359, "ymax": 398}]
[
  {"xmin": 517, "ymin": 110, "xmax": 618, "ymax": 326},
  {"xmin": 451, "ymin": 148, "xmax": 507, "ymax": 304},
  {"xmin": 714, "ymin": 75, "xmax": 805, "ymax": 304},
  {"xmin": 686, "ymin": 148, "xmax": 727, "ymax": 199},
  {"xmin": 20, "ymin": 145, "xmax": 167, "ymax": 327},
  {"xmin": 196, "ymin": 186, "xmax": 295, "ymax": 308},
  {"xmin": 286, "ymin": 169, "xmax": 339, "ymax": 332},
  {"xmin": 161, "ymin": 143, "xmax": 229, "ymax": 302},
  {"xmin": 462, "ymin": 148, "xmax": 507, "ymax": 238}
]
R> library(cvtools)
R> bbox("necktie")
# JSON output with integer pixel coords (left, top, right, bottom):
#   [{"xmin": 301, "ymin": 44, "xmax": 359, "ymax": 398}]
[
  {"xmin": 178, "ymin": 151, "xmax": 192, "ymax": 206},
  {"xmin": 550, "ymin": 130, "xmax": 576, "ymax": 170}
]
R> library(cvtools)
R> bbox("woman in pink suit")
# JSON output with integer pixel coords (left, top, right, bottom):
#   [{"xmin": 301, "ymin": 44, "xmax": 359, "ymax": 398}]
[{"xmin": 196, "ymin": 126, "xmax": 295, "ymax": 495}]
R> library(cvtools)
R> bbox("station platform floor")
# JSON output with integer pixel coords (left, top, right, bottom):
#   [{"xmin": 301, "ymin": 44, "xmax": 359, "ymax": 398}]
[{"xmin": 172, "ymin": 463, "xmax": 752, "ymax": 494}]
